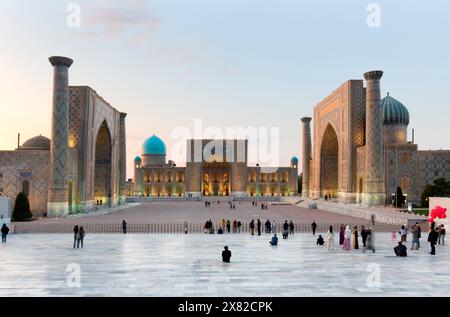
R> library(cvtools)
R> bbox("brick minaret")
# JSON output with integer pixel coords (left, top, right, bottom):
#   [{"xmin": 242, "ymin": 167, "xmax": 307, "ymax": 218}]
[
  {"xmin": 47, "ymin": 56, "xmax": 73, "ymax": 217},
  {"xmin": 362, "ymin": 70, "xmax": 386, "ymax": 206},
  {"xmin": 301, "ymin": 117, "xmax": 312, "ymax": 198},
  {"xmin": 119, "ymin": 112, "xmax": 127, "ymax": 204}
]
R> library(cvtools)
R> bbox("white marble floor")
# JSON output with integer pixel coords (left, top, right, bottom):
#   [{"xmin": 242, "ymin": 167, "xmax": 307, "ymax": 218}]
[{"xmin": 0, "ymin": 233, "xmax": 448, "ymax": 297}]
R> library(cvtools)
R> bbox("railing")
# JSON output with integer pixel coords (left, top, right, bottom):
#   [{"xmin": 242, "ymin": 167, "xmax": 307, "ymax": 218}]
[{"xmin": 12, "ymin": 221, "xmax": 405, "ymax": 234}]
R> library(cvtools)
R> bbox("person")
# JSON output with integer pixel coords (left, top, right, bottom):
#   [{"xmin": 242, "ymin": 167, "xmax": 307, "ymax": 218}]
[
  {"xmin": 394, "ymin": 241, "xmax": 407, "ymax": 257},
  {"xmin": 271, "ymin": 220, "xmax": 277, "ymax": 234},
  {"xmin": 339, "ymin": 225, "xmax": 345, "ymax": 245},
  {"xmin": 428, "ymin": 223, "xmax": 438, "ymax": 255},
  {"xmin": 73, "ymin": 225, "xmax": 79, "ymax": 248},
  {"xmin": 361, "ymin": 226, "xmax": 368, "ymax": 248},
  {"xmin": 364, "ymin": 227, "xmax": 375, "ymax": 253},
  {"xmin": 232, "ymin": 220, "xmax": 237, "ymax": 233},
  {"xmin": 282, "ymin": 221, "xmax": 289, "ymax": 239},
  {"xmin": 416, "ymin": 222, "xmax": 422, "ymax": 248},
  {"xmin": 343, "ymin": 225, "xmax": 351, "ymax": 251},
  {"xmin": 265, "ymin": 219, "xmax": 271, "ymax": 234},
  {"xmin": 122, "ymin": 220, "xmax": 127, "ymax": 234},
  {"xmin": 399, "ymin": 225, "xmax": 407, "ymax": 242},
  {"xmin": 371, "ymin": 214, "xmax": 375, "ymax": 226},
  {"xmin": 391, "ymin": 231, "xmax": 397, "ymax": 243},
  {"xmin": 289, "ymin": 221, "xmax": 294, "ymax": 235},
  {"xmin": 269, "ymin": 234, "xmax": 278, "ymax": 246},
  {"xmin": 222, "ymin": 246, "xmax": 231, "ymax": 263},
  {"xmin": 237, "ymin": 221, "xmax": 242, "ymax": 233},
  {"xmin": 76, "ymin": 226, "xmax": 85, "ymax": 248},
  {"xmin": 204, "ymin": 220, "xmax": 209, "ymax": 234},
  {"xmin": 221, "ymin": 219, "xmax": 226, "ymax": 231},
  {"xmin": 439, "ymin": 224, "xmax": 445, "ymax": 245},
  {"xmin": 257, "ymin": 219, "xmax": 262, "ymax": 236},
  {"xmin": 327, "ymin": 226, "xmax": 335, "ymax": 251},
  {"xmin": 218, "ymin": 227, "xmax": 224, "ymax": 234},
  {"xmin": 226, "ymin": 220, "xmax": 231, "ymax": 233},
  {"xmin": 209, "ymin": 222, "xmax": 215, "ymax": 234},
  {"xmin": 352, "ymin": 226, "xmax": 359, "ymax": 249},
  {"xmin": 311, "ymin": 221, "xmax": 317, "ymax": 236},
  {"xmin": 317, "ymin": 235, "xmax": 324, "ymax": 246},
  {"xmin": 1, "ymin": 223, "xmax": 10, "ymax": 243},
  {"xmin": 249, "ymin": 220, "xmax": 255, "ymax": 235},
  {"xmin": 411, "ymin": 224, "xmax": 420, "ymax": 250}
]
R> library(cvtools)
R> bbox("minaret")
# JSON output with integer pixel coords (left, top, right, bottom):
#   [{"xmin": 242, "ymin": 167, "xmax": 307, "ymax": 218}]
[
  {"xmin": 47, "ymin": 56, "xmax": 73, "ymax": 217},
  {"xmin": 119, "ymin": 112, "xmax": 127, "ymax": 204},
  {"xmin": 362, "ymin": 70, "xmax": 386, "ymax": 206},
  {"xmin": 301, "ymin": 117, "xmax": 312, "ymax": 198}
]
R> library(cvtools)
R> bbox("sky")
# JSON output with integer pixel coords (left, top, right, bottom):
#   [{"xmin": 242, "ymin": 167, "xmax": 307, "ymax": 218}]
[{"xmin": 0, "ymin": 0, "xmax": 449, "ymax": 179}]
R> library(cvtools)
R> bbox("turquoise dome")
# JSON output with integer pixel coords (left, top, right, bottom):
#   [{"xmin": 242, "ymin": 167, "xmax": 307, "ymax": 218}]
[
  {"xmin": 134, "ymin": 155, "xmax": 142, "ymax": 162},
  {"xmin": 381, "ymin": 93, "xmax": 410, "ymax": 125},
  {"xmin": 142, "ymin": 135, "xmax": 166, "ymax": 155},
  {"xmin": 291, "ymin": 156, "xmax": 299, "ymax": 164}
]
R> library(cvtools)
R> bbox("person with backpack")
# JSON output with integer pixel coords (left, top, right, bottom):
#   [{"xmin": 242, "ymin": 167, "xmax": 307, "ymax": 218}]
[{"xmin": 1, "ymin": 223, "xmax": 10, "ymax": 243}]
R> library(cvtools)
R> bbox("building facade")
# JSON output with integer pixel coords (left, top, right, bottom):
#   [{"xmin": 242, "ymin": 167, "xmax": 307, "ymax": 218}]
[
  {"xmin": 301, "ymin": 70, "xmax": 450, "ymax": 206},
  {"xmin": 0, "ymin": 56, "xmax": 126, "ymax": 218},
  {"xmin": 132, "ymin": 137, "xmax": 298, "ymax": 197}
]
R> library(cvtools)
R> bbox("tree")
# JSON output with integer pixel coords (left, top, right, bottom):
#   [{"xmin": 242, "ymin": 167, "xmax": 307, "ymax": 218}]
[
  {"xmin": 394, "ymin": 186, "xmax": 405, "ymax": 208},
  {"xmin": 420, "ymin": 178, "xmax": 450, "ymax": 207},
  {"xmin": 13, "ymin": 192, "xmax": 32, "ymax": 221}
]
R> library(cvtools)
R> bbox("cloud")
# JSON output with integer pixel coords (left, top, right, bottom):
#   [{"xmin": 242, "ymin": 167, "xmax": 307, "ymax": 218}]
[{"xmin": 81, "ymin": 0, "xmax": 160, "ymax": 40}]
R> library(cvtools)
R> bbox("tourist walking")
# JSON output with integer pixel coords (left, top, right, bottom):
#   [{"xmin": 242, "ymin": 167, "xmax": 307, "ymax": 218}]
[
  {"xmin": 361, "ymin": 226, "xmax": 368, "ymax": 248},
  {"xmin": 73, "ymin": 225, "xmax": 79, "ymax": 248},
  {"xmin": 327, "ymin": 226, "xmax": 335, "ymax": 251},
  {"xmin": 343, "ymin": 225, "xmax": 351, "ymax": 251},
  {"xmin": 411, "ymin": 224, "xmax": 420, "ymax": 250},
  {"xmin": 364, "ymin": 227, "xmax": 375, "ymax": 253},
  {"xmin": 271, "ymin": 220, "xmax": 277, "ymax": 234},
  {"xmin": 339, "ymin": 225, "xmax": 345, "ymax": 245},
  {"xmin": 399, "ymin": 225, "xmax": 407, "ymax": 242},
  {"xmin": 282, "ymin": 221, "xmax": 289, "ymax": 239},
  {"xmin": 76, "ymin": 226, "xmax": 85, "ymax": 249},
  {"xmin": 416, "ymin": 222, "xmax": 422, "ymax": 248},
  {"xmin": 222, "ymin": 246, "xmax": 232, "ymax": 263},
  {"xmin": 237, "ymin": 221, "xmax": 242, "ymax": 233},
  {"xmin": 289, "ymin": 221, "xmax": 294, "ymax": 235},
  {"xmin": 221, "ymin": 219, "xmax": 226, "ymax": 230},
  {"xmin": 428, "ymin": 222, "xmax": 438, "ymax": 255},
  {"xmin": 232, "ymin": 220, "xmax": 237, "ymax": 233},
  {"xmin": 265, "ymin": 219, "xmax": 271, "ymax": 234},
  {"xmin": 439, "ymin": 224, "xmax": 445, "ymax": 245},
  {"xmin": 270, "ymin": 234, "xmax": 278, "ymax": 246},
  {"xmin": 226, "ymin": 220, "xmax": 231, "ymax": 233},
  {"xmin": 311, "ymin": 221, "xmax": 317, "ymax": 235},
  {"xmin": 122, "ymin": 220, "xmax": 127, "ymax": 234},
  {"xmin": 250, "ymin": 220, "xmax": 255, "ymax": 235},
  {"xmin": 257, "ymin": 219, "xmax": 262, "ymax": 236},
  {"xmin": 1, "ymin": 223, "xmax": 9, "ymax": 243},
  {"xmin": 352, "ymin": 226, "xmax": 359, "ymax": 249}
]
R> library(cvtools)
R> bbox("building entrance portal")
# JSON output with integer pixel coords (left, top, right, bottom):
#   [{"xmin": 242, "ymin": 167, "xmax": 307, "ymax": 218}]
[{"xmin": 320, "ymin": 124, "xmax": 339, "ymax": 198}]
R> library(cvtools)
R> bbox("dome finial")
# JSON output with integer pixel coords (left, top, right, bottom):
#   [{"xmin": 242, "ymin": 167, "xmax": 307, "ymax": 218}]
[{"xmin": 387, "ymin": 92, "xmax": 390, "ymax": 96}]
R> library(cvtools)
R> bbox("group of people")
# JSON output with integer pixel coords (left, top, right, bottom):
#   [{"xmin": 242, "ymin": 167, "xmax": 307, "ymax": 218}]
[
  {"xmin": 72, "ymin": 225, "xmax": 85, "ymax": 248},
  {"xmin": 204, "ymin": 219, "xmax": 243, "ymax": 234},
  {"xmin": 318, "ymin": 225, "xmax": 375, "ymax": 253},
  {"xmin": 228, "ymin": 202, "xmax": 236, "ymax": 209}
]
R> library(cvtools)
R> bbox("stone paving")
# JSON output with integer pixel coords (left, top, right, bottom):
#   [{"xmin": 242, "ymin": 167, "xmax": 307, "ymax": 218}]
[{"xmin": 0, "ymin": 233, "xmax": 449, "ymax": 297}]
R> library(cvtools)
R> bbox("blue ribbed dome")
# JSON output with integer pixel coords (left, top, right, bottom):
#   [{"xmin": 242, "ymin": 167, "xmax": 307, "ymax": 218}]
[
  {"xmin": 142, "ymin": 135, "xmax": 166, "ymax": 155},
  {"xmin": 291, "ymin": 156, "xmax": 299, "ymax": 164},
  {"xmin": 134, "ymin": 155, "xmax": 142, "ymax": 162},
  {"xmin": 381, "ymin": 93, "xmax": 410, "ymax": 125}
]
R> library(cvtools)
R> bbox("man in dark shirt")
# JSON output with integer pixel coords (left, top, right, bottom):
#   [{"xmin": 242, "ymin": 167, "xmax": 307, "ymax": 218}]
[
  {"xmin": 428, "ymin": 223, "xmax": 438, "ymax": 255},
  {"xmin": 316, "ymin": 235, "xmax": 324, "ymax": 246},
  {"xmin": 222, "ymin": 246, "xmax": 232, "ymax": 263},
  {"xmin": 394, "ymin": 242, "xmax": 407, "ymax": 257}
]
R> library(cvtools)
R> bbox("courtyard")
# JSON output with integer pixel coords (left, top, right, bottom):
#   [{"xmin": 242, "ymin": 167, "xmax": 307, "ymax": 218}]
[{"xmin": 0, "ymin": 233, "xmax": 448, "ymax": 297}]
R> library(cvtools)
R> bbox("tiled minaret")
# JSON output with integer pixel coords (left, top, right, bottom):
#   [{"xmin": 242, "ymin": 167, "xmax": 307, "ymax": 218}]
[
  {"xmin": 119, "ymin": 112, "xmax": 127, "ymax": 204},
  {"xmin": 301, "ymin": 117, "xmax": 312, "ymax": 198},
  {"xmin": 47, "ymin": 56, "xmax": 73, "ymax": 217},
  {"xmin": 362, "ymin": 70, "xmax": 386, "ymax": 206}
]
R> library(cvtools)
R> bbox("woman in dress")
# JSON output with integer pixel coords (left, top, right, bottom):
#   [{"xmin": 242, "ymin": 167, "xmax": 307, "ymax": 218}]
[
  {"xmin": 343, "ymin": 225, "xmax": 352, "ymax": 251},
  {"xmin": 327, "ymin": 226, "xmax": 335, "ymax": 251},
  {"xmin": 339, "ymin": 225, "xmax": 345, "ymax": 245},
  {"xmin": 352, "ymin": 226, "xmax": 359, "ymax": 249}
]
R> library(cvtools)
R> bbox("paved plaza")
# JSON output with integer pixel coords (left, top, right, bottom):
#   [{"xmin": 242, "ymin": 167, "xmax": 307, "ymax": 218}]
[
  {"xmin": 34, "ymin": 201, "xmax": 364, "ymax": 224},
  {"xmin": 1, "ymin": 233, "xmax": 449, "ymax": 297}
]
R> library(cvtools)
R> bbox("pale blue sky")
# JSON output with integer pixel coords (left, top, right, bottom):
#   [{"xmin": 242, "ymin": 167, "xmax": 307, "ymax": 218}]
[{"xmin": 0, "ymin": 0, "xmax": 449, "ymax": 178}]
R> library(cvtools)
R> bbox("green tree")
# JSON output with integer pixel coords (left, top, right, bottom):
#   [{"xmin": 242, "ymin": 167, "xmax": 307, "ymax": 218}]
[
  {"xmin": 420, "ymin": 178, "xmax": 450, "ymax": 207},
  {"xmin": 421, "ymin": 183, "xmax": 433, "ymax": 208},
  {"xmin": 394, "ymin": 186, "xmax": 405, "ymax": 208},
  {"xmin": 13, "ymin": 192, "xmax": 32, "ymax": 221}
]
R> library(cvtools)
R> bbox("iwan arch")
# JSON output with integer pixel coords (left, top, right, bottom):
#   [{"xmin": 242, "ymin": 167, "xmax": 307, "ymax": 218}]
[{"xmin": 301, "ymin": 70, "xmax": 450, "ymax": 206}]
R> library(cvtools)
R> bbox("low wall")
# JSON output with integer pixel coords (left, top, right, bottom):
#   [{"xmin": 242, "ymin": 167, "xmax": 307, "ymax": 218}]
[{"xmin": 0, "ymin": 197, "xmax": 12, "ymax": 224}]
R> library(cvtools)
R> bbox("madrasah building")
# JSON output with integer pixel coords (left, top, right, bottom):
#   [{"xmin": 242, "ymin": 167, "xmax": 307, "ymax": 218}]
[{"xmin": 300, "ymin": 70, "xmax": 450, "ymax": 206}]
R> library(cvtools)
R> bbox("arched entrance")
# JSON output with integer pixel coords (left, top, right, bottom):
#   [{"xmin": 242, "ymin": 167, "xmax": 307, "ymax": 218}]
[
  {"xmin": 320, "ymin": 124, "xmax": 339, "ymax": 198},
  {"xmin": 94, "ymin": 121, "xmax": 112, "ymax": 207}
]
